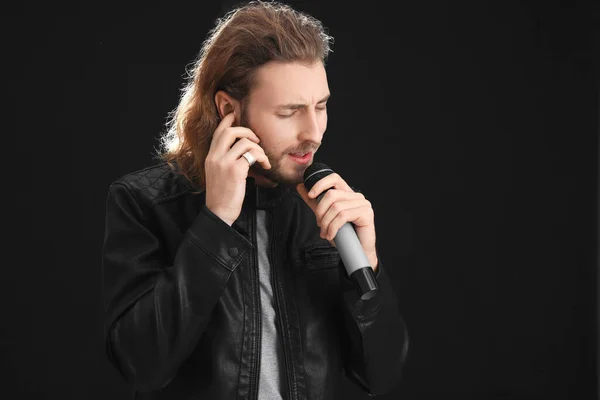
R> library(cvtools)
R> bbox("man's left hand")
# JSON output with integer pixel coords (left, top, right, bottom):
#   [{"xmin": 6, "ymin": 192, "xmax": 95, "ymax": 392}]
[{"xmin": 296, "ymin": 173, "xmax": 378, "ymax": 272}]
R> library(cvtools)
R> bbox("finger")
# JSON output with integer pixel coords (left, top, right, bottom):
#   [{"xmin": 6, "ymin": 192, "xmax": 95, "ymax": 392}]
[
  {"xmin": 296, "ymin": 183, "xmax": 318, "ymax": 213},
  {"xmin": 211, "ymin": 114, "xmax": 260, "ymax": 153},
  {"xmin": 314, "ymin": 189, "xmax": 362, "ymax": 222},
  {"xmin": 307, "ymin": 173, "xmax": 353, "ymax": 200},
  {"xmin": 229, "ymin": 138, "xmax": 271, "ymax": 169},
  {"xmin": 210, "ymin": 112, "xmax": 236, "ymax": 146},
  {"xmin": 322, "ymin": 205, "xmax": 370, "ymax": 241},
  {"xmin": 230, "ymin": 140, "xmax": 271, "ymax": 170},
  {"xmin": 219, "ymin": 127, "xmax": 262, "ymax": 155},
  {"xmin": 319, "ymin": 198, "xmax": 367, "ymax": 238}
]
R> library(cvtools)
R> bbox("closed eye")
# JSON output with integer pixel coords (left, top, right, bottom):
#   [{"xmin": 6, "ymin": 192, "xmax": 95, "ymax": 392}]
[
  {"xmin": 277, "ymin": 111, "xmax": 297, "ymax": 118},
  {"xmin": 278, "ymin": 105, "xmax": 327, "ymax": 118}
]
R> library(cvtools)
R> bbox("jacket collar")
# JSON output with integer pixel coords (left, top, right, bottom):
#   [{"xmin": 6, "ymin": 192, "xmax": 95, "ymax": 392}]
[
  {"xmin": 233, "ymin": 177, "xmax": 290, "ymax": 237},
  {"xmin": 244, "ymin": 177, "xmax": 290, "ymax": 210}
]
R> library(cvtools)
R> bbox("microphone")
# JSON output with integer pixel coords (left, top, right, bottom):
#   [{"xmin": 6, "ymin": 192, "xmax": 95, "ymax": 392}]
[{"xmin": 303, "ymin": 162, "xmax": 380, "ymax": 300}]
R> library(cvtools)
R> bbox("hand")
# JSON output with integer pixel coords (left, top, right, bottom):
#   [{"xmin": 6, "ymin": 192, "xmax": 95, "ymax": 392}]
[
  {"xmin": 205, "ymin": 112, "xmax": 271, "ymax": 225},
  {"xmin": 296, "ymin": 173, "xmax": 379, "ymax": 271}
]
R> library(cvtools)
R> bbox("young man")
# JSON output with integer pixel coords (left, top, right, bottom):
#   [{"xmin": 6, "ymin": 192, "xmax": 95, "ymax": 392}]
[{"xmin": 102, "ymin": 1, "xmax": 409, "ymax": 399}]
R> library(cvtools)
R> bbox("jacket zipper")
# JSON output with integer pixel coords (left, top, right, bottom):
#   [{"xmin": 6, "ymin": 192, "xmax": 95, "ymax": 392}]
[
  {"xmin": 250, "ymin": 210, "xmax": 262, "ymax": 400},
  {"xmin": 268, "ymin": 209, "xmax": 294, "ymax": 400}
]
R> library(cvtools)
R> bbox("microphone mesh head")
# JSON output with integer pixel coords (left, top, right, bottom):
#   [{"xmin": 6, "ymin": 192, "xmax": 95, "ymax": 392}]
[{"xmin": 303, "ymin": 162, "xmax": 334, "ymax": 192}]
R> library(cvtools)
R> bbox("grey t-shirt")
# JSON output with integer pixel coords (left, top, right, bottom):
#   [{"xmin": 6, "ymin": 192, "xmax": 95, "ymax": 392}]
[{"xmin": 256, "ymin": 209, "xmax": 287, "ymax": 399}]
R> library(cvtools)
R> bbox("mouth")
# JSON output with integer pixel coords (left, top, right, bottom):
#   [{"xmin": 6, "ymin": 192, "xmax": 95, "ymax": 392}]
[{"xmin": 289, "ymin": 152, "xmax": 312, "ymax": 164}]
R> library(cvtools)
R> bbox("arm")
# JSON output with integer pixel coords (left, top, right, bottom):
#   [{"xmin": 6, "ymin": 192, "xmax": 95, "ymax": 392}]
[
  {"xmin": 101, "ymin": 182, "xmax": 252, "ymax": 392},
  {"xmin": 339, "ymin": 252, "xmax": 410, "ymax": 396},
  {"xmin": 294, "ymin": 178, "xmax": 409, "ymax": 393}
]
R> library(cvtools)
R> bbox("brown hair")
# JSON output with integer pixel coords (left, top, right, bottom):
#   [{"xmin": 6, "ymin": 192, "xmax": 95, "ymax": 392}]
[{"xmin": 154, "ymin": 0, "xmax": 334, "ymax": 189}]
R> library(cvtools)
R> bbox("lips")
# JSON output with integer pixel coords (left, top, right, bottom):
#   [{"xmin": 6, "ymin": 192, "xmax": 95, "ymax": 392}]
[{"xmin": 289, "ymin": 152, "xmax": 312, "ymax": 164}]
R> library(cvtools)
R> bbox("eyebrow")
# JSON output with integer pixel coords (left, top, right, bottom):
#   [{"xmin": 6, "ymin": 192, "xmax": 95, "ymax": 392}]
[{"xmin": 275, "ymin": 94, "xmax": 331, "ymax": 110}]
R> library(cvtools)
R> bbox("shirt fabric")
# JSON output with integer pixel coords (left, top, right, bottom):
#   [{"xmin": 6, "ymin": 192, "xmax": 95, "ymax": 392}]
[{"xmin": 256, "ymin": 209, "xmax": 287, "ymax": 399}]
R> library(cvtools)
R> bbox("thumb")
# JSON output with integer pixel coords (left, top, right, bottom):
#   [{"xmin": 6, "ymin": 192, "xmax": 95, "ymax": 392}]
[
  {"xmin": 296, "ymin": 183, "xmax": 317, "ymax": 211},
  {"xmin": 296, "ymin": 183, "xmax": 308, "ymax": 201}
]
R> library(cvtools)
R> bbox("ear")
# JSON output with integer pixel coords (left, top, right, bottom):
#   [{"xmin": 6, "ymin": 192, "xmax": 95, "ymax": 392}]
[{"xmin": 214, "ymin": 90, "xmax": 241, "ymax": 123}]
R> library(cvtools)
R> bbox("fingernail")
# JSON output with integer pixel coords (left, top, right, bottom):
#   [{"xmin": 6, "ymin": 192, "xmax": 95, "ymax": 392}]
[{"xmin": 308, "ymin": 191, "xmax": 314, "ymax": 197}]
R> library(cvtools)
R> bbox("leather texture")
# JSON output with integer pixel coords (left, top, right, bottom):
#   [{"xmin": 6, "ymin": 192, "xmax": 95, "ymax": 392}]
[{"xmin": 101, "ymin": 162, "xmax": 409, "ymax": 399}]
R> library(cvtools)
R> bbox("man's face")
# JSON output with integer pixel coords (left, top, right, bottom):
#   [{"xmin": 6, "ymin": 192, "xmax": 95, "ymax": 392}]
[{"xmin": 240, "ymin": 60, "xmax": 329, "ymax": 188}]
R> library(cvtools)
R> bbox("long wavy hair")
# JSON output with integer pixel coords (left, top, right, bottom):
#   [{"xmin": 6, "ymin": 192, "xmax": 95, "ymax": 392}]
[{"xmin": 154, "ymin": 0, "xmax": 334, "ymax": 190}]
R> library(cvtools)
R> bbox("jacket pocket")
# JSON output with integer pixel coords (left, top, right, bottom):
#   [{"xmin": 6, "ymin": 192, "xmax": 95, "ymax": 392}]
[{"xmin": 302, "ymin": 244, "xmax": 341, "ymax": 271}]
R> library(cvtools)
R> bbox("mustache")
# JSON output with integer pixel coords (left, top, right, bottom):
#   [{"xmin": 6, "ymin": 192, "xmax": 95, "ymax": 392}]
[{"xmin": 288, "ymin": 145, "xmax": 319, "ymax": 154}]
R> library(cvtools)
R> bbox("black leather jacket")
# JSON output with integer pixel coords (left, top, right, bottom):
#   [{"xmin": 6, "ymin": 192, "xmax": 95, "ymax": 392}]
[{"xmin": 102, "ymin": 163, "xmax": 409, "ymax": 399}]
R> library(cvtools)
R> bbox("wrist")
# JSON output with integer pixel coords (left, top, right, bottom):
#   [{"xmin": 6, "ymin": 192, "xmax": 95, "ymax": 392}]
[
  {"xmin": 205, "ymin": 205, "xmax": 235, "ymax": 226},
  {"xmin": 367, "ymin": 251, "xmax": 378, "ymax": 272}
]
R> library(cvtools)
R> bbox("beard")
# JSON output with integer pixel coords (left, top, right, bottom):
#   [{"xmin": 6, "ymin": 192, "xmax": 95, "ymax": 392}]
[
  {"xmin": 240, "ymin": 107, "xmax": 315, "ymax": 189},
  {"xmin": 251, "ymin": 147, "xmax": 307, "ymax": 188}
]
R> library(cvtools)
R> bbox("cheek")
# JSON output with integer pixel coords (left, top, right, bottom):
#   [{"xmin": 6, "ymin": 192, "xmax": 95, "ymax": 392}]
[
  {"xmin": 252, "ymin": 115, "xmax": 282, "ymax": 142},
  {"xmin": 319, "ymin": 112, "xmax": 328, "ymax": 131},
  {"xmin": 256, "ymin": 120, "xmax": 289, "ymax": 153}
]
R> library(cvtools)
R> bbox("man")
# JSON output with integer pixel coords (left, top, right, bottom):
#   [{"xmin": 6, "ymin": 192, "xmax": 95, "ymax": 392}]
[{"xmin": 102, "ymin": 1, "xmax": 409, "ymax": 399}]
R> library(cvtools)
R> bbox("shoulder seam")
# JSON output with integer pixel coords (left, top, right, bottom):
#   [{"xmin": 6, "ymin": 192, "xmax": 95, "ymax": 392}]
[{"xmin": 109, "ymin": 181, "xmax": 152, "ymax": 222}]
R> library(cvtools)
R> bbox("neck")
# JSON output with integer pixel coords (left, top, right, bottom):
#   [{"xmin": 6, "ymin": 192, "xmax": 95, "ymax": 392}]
[{"xmin": 248, "ymin": 170, "xmax": 279, "ymax": 188}]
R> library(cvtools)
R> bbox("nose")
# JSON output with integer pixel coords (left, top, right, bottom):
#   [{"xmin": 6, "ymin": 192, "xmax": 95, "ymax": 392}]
[{"xmin": 298, "ymin": 108, "xmax": 324, "ymax": 144}]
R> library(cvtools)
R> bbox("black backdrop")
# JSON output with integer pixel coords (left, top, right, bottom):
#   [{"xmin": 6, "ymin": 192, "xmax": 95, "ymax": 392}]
[{"xmin": 3, "ymin": 1, "xmax": 598, "ymax": 399}]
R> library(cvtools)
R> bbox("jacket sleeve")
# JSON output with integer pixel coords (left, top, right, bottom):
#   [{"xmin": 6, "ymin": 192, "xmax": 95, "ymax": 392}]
[
  {"xmin": 101, "ymin": 182, "xmax": 252, "ymax": 392},
  {"xmin": 339, "ymin": 253, "xmax": 410, "ymax": 396}
]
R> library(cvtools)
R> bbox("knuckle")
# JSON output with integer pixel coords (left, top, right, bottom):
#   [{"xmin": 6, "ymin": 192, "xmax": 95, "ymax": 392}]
[
  {"xmin": 207, "ymin": 156, "xmax": 219, "ymax": 168},
  {"xmin": 243, "ymin": 128, "xmax": 257, "ymax": 139},
  {"xmin": 326, "ymin": 226, "xmax": 333, "ymax": 238},
  {"xmin": 229, "ymin": 159, "xmax": 240, "ymax": 170}
]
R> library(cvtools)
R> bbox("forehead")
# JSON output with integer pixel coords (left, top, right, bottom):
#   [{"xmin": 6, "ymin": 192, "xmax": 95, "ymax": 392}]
[{"xmin": 250, "ymin": 60, "xmax": 329, "ymax": 104}]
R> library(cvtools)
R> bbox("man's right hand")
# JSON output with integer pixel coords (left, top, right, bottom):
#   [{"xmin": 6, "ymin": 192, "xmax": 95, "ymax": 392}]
[{"xmin": 204, "ymin": 112, "xmax": 272, "ymax": 226}]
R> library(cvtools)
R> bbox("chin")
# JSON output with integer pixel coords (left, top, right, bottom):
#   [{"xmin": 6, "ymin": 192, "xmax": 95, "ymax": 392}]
[{"xmin": 260, "ymin": 166, "xmax": 303, "ymax": 188}]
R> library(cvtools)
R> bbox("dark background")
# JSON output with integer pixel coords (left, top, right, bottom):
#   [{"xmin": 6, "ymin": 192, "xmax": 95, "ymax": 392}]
[{"xmin": 3, "ymin": 0, "xmax": 598, "ymax": 399}]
